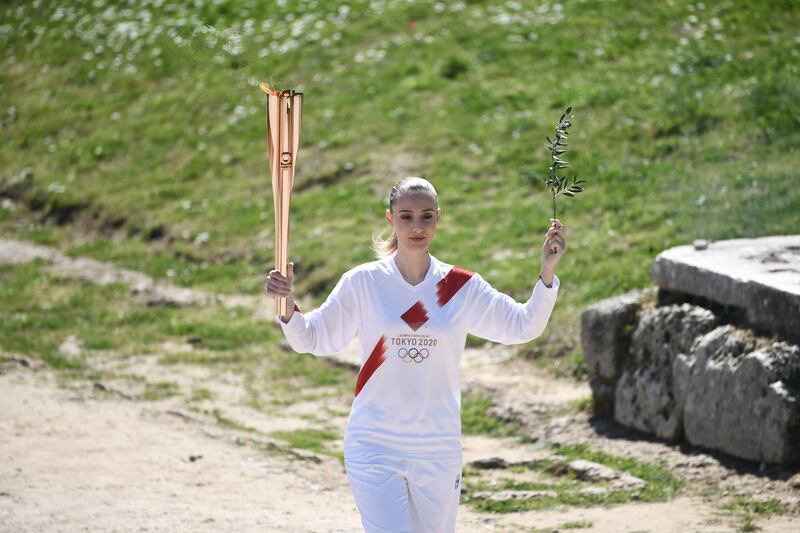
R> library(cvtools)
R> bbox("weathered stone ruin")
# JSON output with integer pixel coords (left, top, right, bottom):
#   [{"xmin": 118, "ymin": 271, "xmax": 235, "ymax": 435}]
[{"xmin": 581, "ymin": 236, "xmax": 800, "ymax": 465}]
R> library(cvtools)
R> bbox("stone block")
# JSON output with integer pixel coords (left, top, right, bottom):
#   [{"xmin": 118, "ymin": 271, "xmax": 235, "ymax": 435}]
[
  {"xmin": 652, "ymin": 235, "xmax": 800, "ymax": 344},
  {"xmin": 581, "ymin": 288, "xmax": 653, "ymax": 381},
  {"xmin": 614, "ymin": 304, "xmax": 717, "ymax": 440},
  {"xmin": 682, "ymin": 325, "xmax": 800, "ymax": 465}
]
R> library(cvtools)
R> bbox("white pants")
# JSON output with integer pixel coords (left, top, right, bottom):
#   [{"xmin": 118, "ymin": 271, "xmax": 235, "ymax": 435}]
[{"xmin": 344, "ymin": 451, "xmax": 462, "ymax": 533}]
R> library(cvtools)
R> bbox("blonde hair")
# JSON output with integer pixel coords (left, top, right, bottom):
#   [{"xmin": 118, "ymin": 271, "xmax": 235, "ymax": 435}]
[{"xmin": 372, "ymin": 176, "xmax": 438, "ymax": 259}]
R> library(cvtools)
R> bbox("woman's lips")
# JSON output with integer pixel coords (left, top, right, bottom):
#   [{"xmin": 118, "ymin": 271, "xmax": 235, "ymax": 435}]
[{"xmin": 410, "ymin": 236, "xmax": 425, "ymax": 241}]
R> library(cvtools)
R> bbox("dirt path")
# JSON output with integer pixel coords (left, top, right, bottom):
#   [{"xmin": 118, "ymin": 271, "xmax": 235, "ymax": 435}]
[
  {"xmin": 1, "ymin": 238, "xmax": 799, "ymax": 532},
  {"xmin": 0, "ymin": 354, "xmax": 798, "ymax": 533},
  {"xmin": 3, "ymin": 360, "xmax": 797, "ymax": 532}
]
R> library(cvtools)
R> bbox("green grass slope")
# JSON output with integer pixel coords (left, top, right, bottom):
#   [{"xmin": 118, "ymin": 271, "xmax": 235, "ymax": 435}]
[{"xmin": 1, "ymin": 0, "xmax": 798, "ymax": 377}]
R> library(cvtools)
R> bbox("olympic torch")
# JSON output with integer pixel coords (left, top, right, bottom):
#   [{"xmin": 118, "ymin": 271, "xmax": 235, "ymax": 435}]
[{"xmin": 260, "ymin": 82, "xmax": 303, "ymax": 317}]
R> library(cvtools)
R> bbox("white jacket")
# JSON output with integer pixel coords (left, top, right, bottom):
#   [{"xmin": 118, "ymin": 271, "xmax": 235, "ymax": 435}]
[{"xmin": 276, "ymin": 252, "xmax": 560, "ymax": 460}]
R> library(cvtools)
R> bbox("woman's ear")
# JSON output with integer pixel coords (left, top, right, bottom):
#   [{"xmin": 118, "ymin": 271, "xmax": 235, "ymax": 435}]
[
  {"xmin": 436, "ymin": 207, "xmax": 441, "ymax": 223},
  {"xmin": 385, "ymin": 208, "xmax": 392, "ymax": 226}
]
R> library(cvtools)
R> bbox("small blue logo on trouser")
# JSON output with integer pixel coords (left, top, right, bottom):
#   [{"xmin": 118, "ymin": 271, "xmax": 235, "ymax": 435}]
[{"xmin": 454, "ymin": 474, "xmax": 460, "ymax": 490}]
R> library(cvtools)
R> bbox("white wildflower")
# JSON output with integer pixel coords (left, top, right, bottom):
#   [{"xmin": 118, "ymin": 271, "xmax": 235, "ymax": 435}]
[{"xmin": 194, "ymin": 232, "xmax": 209, "ymax": 245}]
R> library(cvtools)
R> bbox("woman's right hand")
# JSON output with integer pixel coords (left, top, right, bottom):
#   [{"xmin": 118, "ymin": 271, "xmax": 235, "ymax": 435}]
[{"xmin": 265, "ymin": 262, "xmax": 295, "ymax": 320}]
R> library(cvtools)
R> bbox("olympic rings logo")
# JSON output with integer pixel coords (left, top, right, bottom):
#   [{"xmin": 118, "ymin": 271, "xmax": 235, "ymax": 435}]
[{"xmin": 398, "ymin": 347, "xmax": 429, "ymax": 363}]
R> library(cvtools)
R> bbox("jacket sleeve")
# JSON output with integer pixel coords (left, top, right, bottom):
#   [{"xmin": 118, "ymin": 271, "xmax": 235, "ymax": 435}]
[
  {"xmin": 465, "ymin": 272, "xmax": 560, "ymax": 345},
  {"xmin": 274, "ymin": 270, "xmax": 360, "ymax": 356}
]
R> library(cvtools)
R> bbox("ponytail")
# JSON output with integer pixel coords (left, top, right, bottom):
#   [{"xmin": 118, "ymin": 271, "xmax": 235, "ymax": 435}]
[{"xmin": 372, "ymin": 227, "xmax": 398, "ymax": 258}]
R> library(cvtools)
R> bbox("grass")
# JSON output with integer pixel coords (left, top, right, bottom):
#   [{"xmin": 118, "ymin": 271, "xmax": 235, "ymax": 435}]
[
  {"xmin": 555, "ymin": 443, "xmax": 683, "ymax": 501},
  {"xmin": 0, "ymin": 262, "xmax": 280, "ymax": 368},
  {"xmin": 562, "ymin": 393, "xmax": 594, "ymax": 415},
  {"xmin": 0, "ymin": 260, "xmax": 359, "ymax": 415},
  {"xmin": 722, "ymin": 495, "xmax": 794, "ymax": 533},
  {"xmin": 457, "ymin": 390, "xmax": 686, "ymax": 514},
  {"xmin": 190, "ymin": 386, "xmax": 215, "ymax": 402},
  {"xmin": 463, "ymin": 441, "xmax": 684, "ymax": 513},
  {"xmin": 723, "ymin": 496, "xmax": 787, "ymax": 516},
  {"xmin": 268, "ymin": 427, "xmax": 340, "ymax": 457},
  {"xmin": 193, "ymin": 406, "xmax": 260, "ymax": 434},
  {"xmin": 460, "ymin": 390, "xmax": 524, "ymax": 438},
  {"xmin": 1, "ymin": 0, "xmax": 798, "ymax": 378},
  {"xmin": 142, "ymin": 380, "xmax": 181, "ymax": 401},
  {"xmin": 561, "ymin": 521, "xmax": 593, "ymax": 529}
]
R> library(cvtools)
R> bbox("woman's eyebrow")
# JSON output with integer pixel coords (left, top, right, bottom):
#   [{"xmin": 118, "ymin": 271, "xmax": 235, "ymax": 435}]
[{"xmin": 398, "ymin": 208, "xmax": 435, "ymax": 213}]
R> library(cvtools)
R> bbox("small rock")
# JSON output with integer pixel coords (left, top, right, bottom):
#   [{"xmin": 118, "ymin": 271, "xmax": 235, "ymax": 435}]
[
  {"xmin": 579, "ymin": 486, "xmax": 611, "ymax": 496},
  {"xmin": 568, "ymin": 459, "xmax": 619, "ymax": 482},
  {"xmin": 611, "ymin": 474, "xmax": 648, "ymax": 490},
  {"xmin": 194, "ymin": 231, "xmax": 210, "ymax": 245},
  {"xmin": 568, "ymin": 459, "xmax": 647, "ymax": 490},
  {"xmin": 548, "ymin": 415, "xmax": 573, "ymax": 430},
  {"xmin": 469, "ymin": 457, "xmax": 508, "ymax": 469},
  {"xmin": 0, "ymin": 354, "xmax": 30, "ymax": 367},
  {"xmin": 472, "ymin": 490, "xmax": 557, "ymax": 501}
]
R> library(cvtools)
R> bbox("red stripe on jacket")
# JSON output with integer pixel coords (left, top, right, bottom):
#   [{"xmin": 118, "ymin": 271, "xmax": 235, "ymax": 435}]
[
  {"xmin": 436, "ymin": 266, "xmax": 474, "ymax": 307},
  {"xmin": 354, "ymin": 335, "xmax": 387, "ymax": 397}
]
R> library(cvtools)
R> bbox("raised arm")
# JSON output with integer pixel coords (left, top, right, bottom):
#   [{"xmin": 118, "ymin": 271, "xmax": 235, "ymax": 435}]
[
  {"xmin": 465, "ymin": 272, "xmax": 559, "ymax": 345},
  {"xmin": 269, "ymin": 268, "xmax": 360, "ymax": 356}
]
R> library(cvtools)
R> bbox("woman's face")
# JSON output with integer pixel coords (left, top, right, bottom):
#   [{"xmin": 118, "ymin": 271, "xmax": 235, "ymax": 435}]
[{"xmin": 386, "ymin": 193, "xmax": 440, "ymax": 252}]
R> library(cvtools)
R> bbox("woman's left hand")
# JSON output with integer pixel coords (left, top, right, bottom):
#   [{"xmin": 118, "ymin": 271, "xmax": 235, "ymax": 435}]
[{"xmin": 542, "ymin": 218, "xmax": 567, "ymax": 271}]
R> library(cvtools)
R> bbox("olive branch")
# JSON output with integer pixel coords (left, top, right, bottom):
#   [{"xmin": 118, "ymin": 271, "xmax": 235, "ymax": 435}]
[{"xmin": 542, "ymin": 106, "xmax": 585, "ymax": 219}]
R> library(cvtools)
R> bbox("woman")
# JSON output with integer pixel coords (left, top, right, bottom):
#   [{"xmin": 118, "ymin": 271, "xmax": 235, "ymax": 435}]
[{"xmin": 265, "ymin": 176, "xmax": 566, "ymax": 532}]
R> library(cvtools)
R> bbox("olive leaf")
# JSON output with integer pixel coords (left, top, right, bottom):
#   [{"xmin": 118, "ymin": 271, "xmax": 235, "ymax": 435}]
[{"xmin": 540, "ymin": 106, "xmax": 585, "ymax": 219}]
